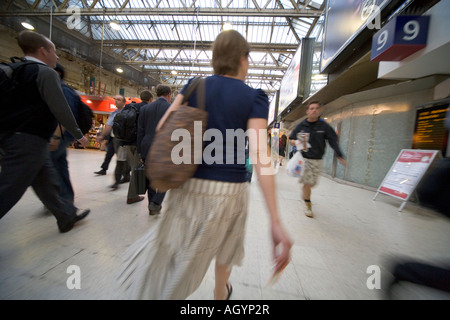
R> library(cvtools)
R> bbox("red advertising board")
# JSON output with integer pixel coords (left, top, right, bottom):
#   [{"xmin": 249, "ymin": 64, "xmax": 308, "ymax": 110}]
[{"xmin": 374, "ymin": 149, "xmax": 439, "ymax": 211}]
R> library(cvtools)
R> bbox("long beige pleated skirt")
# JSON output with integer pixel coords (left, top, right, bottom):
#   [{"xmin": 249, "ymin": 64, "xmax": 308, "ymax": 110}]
[{"xmin": 118, "ymin": 178, "xmax": 249, "ymax": 300}]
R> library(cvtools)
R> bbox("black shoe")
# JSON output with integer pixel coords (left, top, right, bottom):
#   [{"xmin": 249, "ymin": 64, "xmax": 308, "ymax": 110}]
[
  {"xmin": 119, "ymin": 177, "xmax": 130, "ymax": 184},
  {"xmin": 94, "ymin": 169, "xmax": 107, "ymax": 175},
  {"xmin": 110, "ymin": 183, "xmax": 119, "ymax": 190},
  {"xmin": 58, "ymin": 209, "xmax": 90, "ymax": 233},
  {"xmin": 226, "ymin": 282, "xmax": 233, "ymax": 300},
  {"xmin": 148, "ymin": 202, "xmax": 162, "ymax": 215}
]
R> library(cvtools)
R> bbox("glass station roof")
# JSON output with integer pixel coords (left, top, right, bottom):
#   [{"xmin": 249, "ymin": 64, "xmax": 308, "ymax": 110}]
[{"xmin": 2, "ymin": 0, "xmax": 326, "ymax": 97}]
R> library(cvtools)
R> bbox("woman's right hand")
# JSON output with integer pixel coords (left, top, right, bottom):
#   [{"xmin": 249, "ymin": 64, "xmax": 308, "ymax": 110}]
[{"xmin": 271, "ymin": 221, "xmax": 292, "ymax": 273}]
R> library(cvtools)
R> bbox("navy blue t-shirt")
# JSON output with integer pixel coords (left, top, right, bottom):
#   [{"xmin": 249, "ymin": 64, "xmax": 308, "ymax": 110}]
[
  {"xmin": 181, "ymin": 75, "xmax": 268, "ymax": 182},
  {"xmin": 61, "ymin": 82, "xmax": 81, "ymax": 140}
]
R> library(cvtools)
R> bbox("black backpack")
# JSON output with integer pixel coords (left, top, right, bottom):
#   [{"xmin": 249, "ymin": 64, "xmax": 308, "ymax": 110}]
[
  {"xmin": 0, "ymin": 57, "xmax": 37, "ymax": 97},
  {"xmin": 112, "ymin": 103, "xmax": 139, "ymax": 142},
  {"xmin": 1, "ymin": 57, "xmax": 94, "ymax": 136},
  {"xmin": 0, "ymin": 57, "xmax": 39, "ymax": 124}
]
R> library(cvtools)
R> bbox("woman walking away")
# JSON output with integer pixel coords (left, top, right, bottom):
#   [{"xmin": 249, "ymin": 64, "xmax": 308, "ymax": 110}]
[{"xmin": 119, "ymin": 29, "xmax": 292, "ymax": 300}]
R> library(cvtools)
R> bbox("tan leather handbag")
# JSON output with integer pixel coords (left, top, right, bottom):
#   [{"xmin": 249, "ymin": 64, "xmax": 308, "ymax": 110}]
[{"xmin": 146, "ymin": 77, "xmax": 206, "ymax": 192}]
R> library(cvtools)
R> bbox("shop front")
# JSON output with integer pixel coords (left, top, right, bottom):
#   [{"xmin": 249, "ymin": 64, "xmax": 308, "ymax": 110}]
[{"xmin": 78, "ymin": 95, "xmax": 141, "ymax": 149}]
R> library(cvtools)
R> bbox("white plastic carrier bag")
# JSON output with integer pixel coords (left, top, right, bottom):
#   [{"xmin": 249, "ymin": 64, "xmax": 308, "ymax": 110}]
[{"xmin": 286, "ymin": 151, "xmax": 304, "ymax": 178}]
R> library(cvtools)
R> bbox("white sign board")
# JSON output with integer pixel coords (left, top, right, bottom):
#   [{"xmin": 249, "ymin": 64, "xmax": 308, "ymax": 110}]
[
  {"xmin": 278, "ymin": 44, "xmax": 302, "ymax": 116},
  {"xmin": 268, "ymin": 96, "xmax": 277, "ymax": 126},
  {"xmin": 373, "ymin": 149, "xmax": 439, "ymax": 211}
]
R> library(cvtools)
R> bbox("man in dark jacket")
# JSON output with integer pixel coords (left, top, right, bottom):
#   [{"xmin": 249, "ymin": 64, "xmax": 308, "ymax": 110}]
[
  {"xmin": 122, "ymin": 90, "xmax": 153, "ymax": 204},
  {"xmin": 289, "ymin": 101, "xmax": 346, "ymax": 218},
  {"xmin": 50, "ymin": 63, "xmax": 80, "ymax": 203},
  {"xmin": 137, "ymin": 84, "xmax": 172, "ymax": 215},
  {"xmin": 0, "ymin": 31, "xmax": 90, "ymax": 233}
]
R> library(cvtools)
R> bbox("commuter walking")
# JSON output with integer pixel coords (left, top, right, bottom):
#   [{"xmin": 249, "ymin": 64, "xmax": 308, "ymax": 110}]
[
  {"xmin": 136, "ymin": 84, "xmax": 172, "ymax": 215},
  {"xmin": 289, "ymin": 101, "xmax": 346, "ymax": 218},
  {"xmin": 384, "ymin": 109, "xmax": 450, "ymax": 298},
  {"xmin": 120, "ymin": 30, "xmax": 292, "ymax": 300},
  {"xmin": 96, "ymin": 95, "xmax": 129, "ymax": 190},
  {"xmin": 121, "ymin": 90, "xmax": 154, "ymax": 204},
  {"xmin": 94, "ymin": 131, "xmax": 115, "ymax": 175},
  {"xmin": 0, "ymin": 30, "xmax": 90, "ymax": 233},
  {"xmin": 49, "ymin": 63, "xmax": 79, "ymax": 203},
  {"xmin": 278, "ymin": 132, "xmax": 287, "ymax": 166}
]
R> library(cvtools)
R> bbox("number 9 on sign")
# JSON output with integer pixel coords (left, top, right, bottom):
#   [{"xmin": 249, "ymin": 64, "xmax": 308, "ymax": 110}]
[
  {"xmin": 403, "ymin": 20, "xmax": 420, "ymax": 41},
  {"xmin": 377, "ymin": 30, "xmax": 388, "ymax": 51},
  {"xmin": 378, "ymin": 19, "xmax": 420, "ymax": 50}
]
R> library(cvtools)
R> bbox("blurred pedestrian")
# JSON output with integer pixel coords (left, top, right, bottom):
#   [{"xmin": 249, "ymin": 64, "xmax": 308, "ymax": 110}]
[
  {"xmin": 94, "ymin": 131, "xmax": 114, "ymax": 175},
  {"xmin": 289, "ymin": 101, "xmax": 346, "ymax": 218},
  {"xmin": 96, "ymin": 95, "xmax": 129, "ymax": 190},
  {"xmin": 137, "ymin": 84, "xmax": 171, "ymax": 215},
  {"xmin": 278, "ymin": 132, "xmax": 287, "ymax": 165},
  {"xmin": 122, "ymin": 90, "xmax": 154, "ymax": 205},
  {"xmin": 119, "ymin": 30, "xmax": 292, "ymax": 300},
  {"xmin": 383, "ymin": 106, "xmax": 450, "ymax": 299},
  {"xmin": 0, "ymin": 30, "xmax": 90, "ymax": 233},
  {"xmin": 415, "ymin": 106, "xmax": 450, "ymax": 218},
  {"xmin": 49, "ymin": 63, "xmax": 79, "ymax": 203}
]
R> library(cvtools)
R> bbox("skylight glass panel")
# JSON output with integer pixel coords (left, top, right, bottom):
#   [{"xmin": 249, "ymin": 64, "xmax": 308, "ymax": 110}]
[
  {"xmin": 279, "ymin": 0, "xmax": 294, "ymax": 10},
  {"xmin": 225, "ymin": 0, "xmax": 244, "ymax": 9},
  {"xmin": 309, "ymin": 0, "xmax": 324, "ymax": 9},
  {"xmin": 128, "ymin": 0, "xmax": 145, "ymax": 7},
  {"xmin": 12, "ymin": 0, "xmax": 324, "ymax": 92},
  {"xmin": 96, "ymin": 0, "xmax": 116, "ymax": 9},
  {"xmin": 156, "ymin": 0, "xmax": 172, "ymax": 9}
]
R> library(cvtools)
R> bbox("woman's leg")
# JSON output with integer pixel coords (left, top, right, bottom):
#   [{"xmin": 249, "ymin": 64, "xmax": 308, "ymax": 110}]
[{"xmin": 214, "ymin": 262, "xmax": 232, "ymax": 300}]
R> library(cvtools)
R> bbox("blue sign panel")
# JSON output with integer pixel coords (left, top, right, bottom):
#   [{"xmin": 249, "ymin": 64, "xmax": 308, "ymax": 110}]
[{"xmin": 371, "ymin": 15, "xmax": 430, "ymax": 61}]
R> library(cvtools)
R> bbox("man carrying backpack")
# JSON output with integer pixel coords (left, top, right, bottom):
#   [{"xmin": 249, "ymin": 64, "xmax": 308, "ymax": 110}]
[
  {"xmin": 96, "ymin": 95, "xmax": 130, "ymax": 190},
  {"xmin": 114, "ymin": 90, "xmax": 153, "ymax": 204},
  {"xmin": 0, "ymin": 31, "xmax": 90, "ymax": 233}
]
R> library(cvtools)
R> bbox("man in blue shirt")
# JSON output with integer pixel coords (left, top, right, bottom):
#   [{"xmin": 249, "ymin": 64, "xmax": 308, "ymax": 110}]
[{"xmin": 96, "ymin": 95, "xmax": 130, "ymax": 190}]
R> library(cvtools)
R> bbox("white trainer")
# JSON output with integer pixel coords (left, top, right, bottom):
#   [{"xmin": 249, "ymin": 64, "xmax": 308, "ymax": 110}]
[{"xmin": 304, "ymin": 202, "xmax": 313, "ymax": 218}]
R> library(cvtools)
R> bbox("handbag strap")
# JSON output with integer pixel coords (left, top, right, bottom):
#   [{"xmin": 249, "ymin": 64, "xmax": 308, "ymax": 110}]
[{"xmin": 181, "ymin": 77, "xmax": 206, "ymax": 111}]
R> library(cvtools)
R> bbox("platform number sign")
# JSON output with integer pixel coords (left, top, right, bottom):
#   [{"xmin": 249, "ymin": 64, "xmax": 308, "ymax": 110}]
[{"xmin": 371, "ymin": 16, "xmax": 430, "ymax": 61}]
